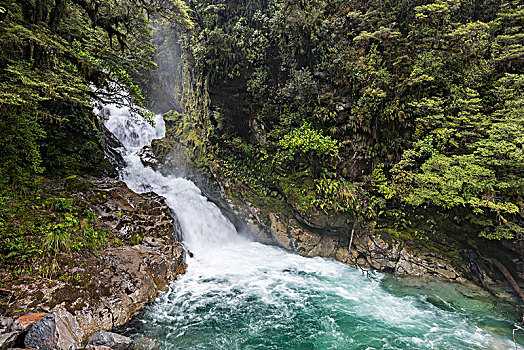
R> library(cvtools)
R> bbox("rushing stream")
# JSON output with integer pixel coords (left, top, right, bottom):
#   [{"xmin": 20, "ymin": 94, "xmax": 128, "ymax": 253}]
[{"xmin": 102, "ymin": 105, "xmax": 522, "ymax": 349}]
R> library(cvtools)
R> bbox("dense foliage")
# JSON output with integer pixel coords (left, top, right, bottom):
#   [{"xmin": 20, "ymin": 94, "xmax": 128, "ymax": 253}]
[
  {"xmin": 0, "ymin": 0, "xmax": 522, "ymax": 271},
  {"xmin": 178, "ymin": 0, "xmax": 523, "ymax": 242},
  {"xmin": 0, "ymin": 0, "xmax": 191, "ymax": 182},
  {"xmin": 0, "ymin": 0, "xmax": 191, "ymax": 275},
  {"xmin": 0, "ymin": 177, "xmax": 108, "ymax": 276}
]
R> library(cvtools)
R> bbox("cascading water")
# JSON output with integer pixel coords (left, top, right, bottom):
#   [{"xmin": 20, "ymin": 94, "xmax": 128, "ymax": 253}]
[{"xmin": 102, "ymin": 105, "xmax": 521, "ymax": 349}]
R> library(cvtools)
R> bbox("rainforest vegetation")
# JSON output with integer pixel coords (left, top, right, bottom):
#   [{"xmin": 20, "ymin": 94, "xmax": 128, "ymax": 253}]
[
  {"xmin": 0, "ymin": 0, "xmax": 522, "ymax": 272},
  {"xmin": 0, "ymin": 0, "xmax": 191, "ymax": 272},
  {"xmin": 170, "ymin": 0, "xmax": 523, "ymax": 246}
]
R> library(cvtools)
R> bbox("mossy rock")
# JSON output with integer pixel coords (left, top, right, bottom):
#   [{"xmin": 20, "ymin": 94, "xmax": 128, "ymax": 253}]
[{"xmin": 64, "ymin": 176, "xmax": 92, "ymax": 193}]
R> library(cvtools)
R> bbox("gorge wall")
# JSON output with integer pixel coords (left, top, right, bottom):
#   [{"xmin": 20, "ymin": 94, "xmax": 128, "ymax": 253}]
[{"xmin": 147, "ymin": 0, "xmax": 524, "ymax": 307}]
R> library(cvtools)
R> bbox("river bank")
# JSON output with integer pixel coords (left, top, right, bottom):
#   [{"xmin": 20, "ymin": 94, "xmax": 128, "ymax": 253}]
[
  {"xmin": 0, "ymin": 176, "xmax": 186, "ymax": 347},
  {"xmin": 99, "ymin": 105, "xmax": 519, "ymax": 349}
]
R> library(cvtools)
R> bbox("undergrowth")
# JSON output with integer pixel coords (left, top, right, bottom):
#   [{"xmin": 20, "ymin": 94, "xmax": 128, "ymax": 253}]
[{"xmin": 0, "ymin": 176, "xmax": 110, "ymax": 278}]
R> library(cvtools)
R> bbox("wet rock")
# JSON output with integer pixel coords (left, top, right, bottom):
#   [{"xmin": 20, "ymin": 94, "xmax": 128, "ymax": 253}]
[
  {"xmin": 11, "ymin": 313, "xmax": 47, "ymax": 332},
  {"xmin": 1, "ymin": 178, "xmax": 187, "ymax": 345},
  {"xmin": 334, "ymin": 246, "xmax": 351, "ymax": 264},
  {"xmin": 435, "ymin": 268, "xmax": 458, "ymax": 280},
  {"xmin": 100, "ymin": 107, "xmax": 112, "ymax": 121},
  {"xmin": 137, "ymin": 146, "xmax": 160, "ymax": 170},
  {"xmin": 24, "ymin": 309, "xmax": 83, "ymax": 350},
  {"xmin": 357, "ymin": 258, "xmax": 368, "ymax": 267},
  {"xmin": 87, "ymin": 332, "xmax": 133, "ymax": 350},
  {"xmin": 101, "ymin": 121, "xmax": 126, "ymax": 173},
  {"xmin": 245, "ymin": 218, "xmax": 274, "ymax": 244},
  {"xmin": 0, "ymin": 332, "xmax": 18, "ymax": 350},
  {"xmin": 91, "ymin": 179, "xmax": 182, "ymax": 242},
  {"xmin": 318, "ymin": 236, "xmax": 337, "ymax": 258},
  {"xmin": 240, "ymin": 206, "xmax": 273, "ymax": 244},
  {"xmin": 85, "ymin": 346, "xmax": 112, "ymax": 350},
  {"xmin": 269, "ymin": 213, "xmax": 292, "ymax": 249},
  {"xmin": 133, "ymin": 336, "xmax": 158, "ymax": 350},
  {"xmin": 74, "ymin": 238, "xmax": 186, "ymax": 338},
  {"xmin": 230, "ymin": 196, "xmax": 465, "ymax": 282},
  {"xmin": 295, "ymin": 229, "xmax": 321, "ymax": 256}
]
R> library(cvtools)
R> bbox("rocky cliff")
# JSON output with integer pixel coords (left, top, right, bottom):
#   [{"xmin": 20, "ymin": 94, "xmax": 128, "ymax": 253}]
[
  {"xmin": 144, "ymin": 0, "xmax": 524, "ymax": 310},
  {"xmin": 145, "ymin": 111, "xmax": 522, "ymax": 309},
  {"xmin": 0, "ymin": 177, "xmax": 187, "ymax": 344}
]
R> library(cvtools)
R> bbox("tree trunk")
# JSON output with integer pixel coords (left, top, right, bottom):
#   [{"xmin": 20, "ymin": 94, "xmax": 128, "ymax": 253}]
[
  {"xmin": 49, "ymin": 0, "xmax": 66, "ymax": 32},
  {"xmin": 35, "ymin": 0, "xmax": 48, "ymax": 23},
  {"xmin": 20, "ymin": 0, "xmax": 34, "ymax": 23},
  {"xmin": 489, "ymin": 258, "xmax": 524, "ymax": 304}
]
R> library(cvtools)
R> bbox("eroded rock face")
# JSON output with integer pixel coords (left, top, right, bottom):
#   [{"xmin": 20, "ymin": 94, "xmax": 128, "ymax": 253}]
[
  {"xmin": 221, "ymin": 191, "xmax": 465, "ymax": 282},
  {"xmin": 91, "ymin": 178, "xmax": 183, "ymax": 242},
  {"xmin": 267, "ymin": 213, "xmax": 462, "ymax": 280},
  {"xmin": 25, "ymin": 310, "xmax": 83, "ymax": 350},
  {"xmin": 73, "ymin": 237, "xmax": 186, "ymax": 338}
]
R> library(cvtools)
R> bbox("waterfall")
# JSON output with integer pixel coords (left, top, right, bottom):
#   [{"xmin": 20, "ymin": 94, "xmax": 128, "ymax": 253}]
[{"xmin": 102, "ymin": 105, "xmax": 518, "ymax": 350}]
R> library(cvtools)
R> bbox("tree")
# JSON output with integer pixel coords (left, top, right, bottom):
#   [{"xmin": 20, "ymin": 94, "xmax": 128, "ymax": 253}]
[{"xmin": 0, "ymin": 0, "xmax": 192, "ymax": 180}]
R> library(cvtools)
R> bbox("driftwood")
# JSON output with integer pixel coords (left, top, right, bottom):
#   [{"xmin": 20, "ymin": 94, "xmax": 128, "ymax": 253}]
[
  {"xmin": 488, "ymin": 257, "xmax": 524, "ymax": 304},
  {"xmin": 486, "ymin": 258, "xmax": 524, "ymax": 350},
  {"xmin": 346, "ymin": 226, "xmax": 355, "ymax": 260},
  {"xmin": 345, "ymin": 222, "xmax": 379, "ymax": 281},
  {"xmin": 514, "ymin": 314, "xmax": 523, "ymax": 350},
  {"xmin": 466, "ymin": 250, "xmax": 500, "ymax": 298}
]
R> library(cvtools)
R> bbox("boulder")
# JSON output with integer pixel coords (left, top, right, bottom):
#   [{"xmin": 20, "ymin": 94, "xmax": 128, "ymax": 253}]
[
  {"xmin": 0, "ymin": 316, "xmax": 14, "ymax": 332},
  {"xmin": 137, "ymin": 146, "xmax": 160, "ymax": 170},
  {"xmin": 0, "ymin": 332, "xmax": 19, "ymax": 350},
  {"xmin": 133, "ymin": 336, "xmax": 158, "ymax": 350},
  {"xmin": 87, "ymin": 332, "xmax": 134, "ymax": 350},
  {"xmin": 11, "ymin": 313, "xmax": 47, "ymax": 332},
  {"xmin": 24, "ymin": 310, "xmax": 83, "ymax": 350}
]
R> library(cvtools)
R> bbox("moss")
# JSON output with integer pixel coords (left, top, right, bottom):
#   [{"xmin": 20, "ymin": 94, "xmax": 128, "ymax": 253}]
[
  {"xmin": 64, "ymin": 176, "xmax": 92, "ymax": 192},
  {"xmin": 279, "ymin": 173, "xmax": 317, "ymax": 212},
  {"xmin": 163, "ymin": 110, "xmax": 185, "ymax": 122}
]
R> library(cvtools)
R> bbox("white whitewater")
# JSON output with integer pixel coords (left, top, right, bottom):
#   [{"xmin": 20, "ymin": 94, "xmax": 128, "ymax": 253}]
[{"xmin": 103, "ymin": 105, "xmax": 518, "ymax": 349}]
